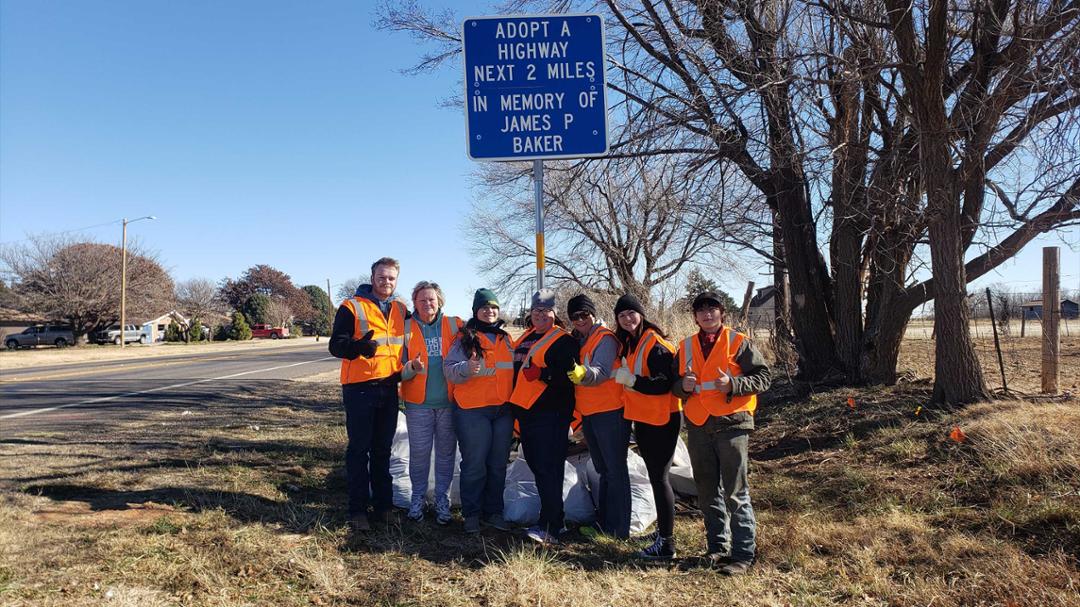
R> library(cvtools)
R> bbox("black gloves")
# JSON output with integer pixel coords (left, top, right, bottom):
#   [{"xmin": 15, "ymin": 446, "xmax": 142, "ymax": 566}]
[{"xmin": 355, "ymin": 330, "xmax": 378, "ymax": 358}]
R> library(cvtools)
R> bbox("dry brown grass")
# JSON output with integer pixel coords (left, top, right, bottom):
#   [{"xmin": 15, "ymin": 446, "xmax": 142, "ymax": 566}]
[{"xmin": 1, "ymin": 339, "xmax": 1078, "ymax": 606}]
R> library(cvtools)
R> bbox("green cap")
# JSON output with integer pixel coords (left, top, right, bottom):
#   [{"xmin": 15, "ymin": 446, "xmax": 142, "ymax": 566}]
[{"xmin": 472, "ymin": 288, "xmax": 499, "ymax": 315}]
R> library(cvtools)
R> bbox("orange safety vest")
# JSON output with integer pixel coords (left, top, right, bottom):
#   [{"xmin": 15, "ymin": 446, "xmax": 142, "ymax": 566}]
[
  {"xmin": 453, "ymin": 331, "xmax": 515, "ymax": 409},
  {"xmin": 400, "ymin": 314, "xmax": 463, "ymax": 405},
  {"xmin": 574, "ymin": 326, "xmax": 624, "ymax": 416},
  {"xmin": 677, "ymin": 327, "xmax": 756, "ymax": 426},
  {"xmin": 621, "ymin": 328, "xmax": 681, "ymax": 426},
  {"xmin": 339, "ymin": 297, "xmax": 407, "ymax": 385},
  {"xmin": 509, "ymin": 326, "xmax": 571, "ymax": 410}
]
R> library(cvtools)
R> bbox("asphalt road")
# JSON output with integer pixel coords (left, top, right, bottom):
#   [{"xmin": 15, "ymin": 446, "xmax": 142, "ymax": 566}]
[{"xmin": 0, "ymin": 342, "xmax": 339, "ymax": 436}]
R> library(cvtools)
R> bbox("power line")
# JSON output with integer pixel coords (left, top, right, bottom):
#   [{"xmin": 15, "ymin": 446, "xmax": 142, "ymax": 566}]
[{"xmin": 0, "ymin": 218, "xmax": 124, "ymax": 244}]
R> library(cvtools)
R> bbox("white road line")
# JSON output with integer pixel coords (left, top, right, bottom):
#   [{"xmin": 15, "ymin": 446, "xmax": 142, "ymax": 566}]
[{"xmin": 0, "ymin": 356, "xmax": 336, "ymax": 420}]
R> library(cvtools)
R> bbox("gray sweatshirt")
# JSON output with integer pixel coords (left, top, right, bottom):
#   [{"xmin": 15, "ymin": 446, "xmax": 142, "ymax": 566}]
[{"xmin": 574, "ymin": 324, "xmax": 617, "ymax": 386}]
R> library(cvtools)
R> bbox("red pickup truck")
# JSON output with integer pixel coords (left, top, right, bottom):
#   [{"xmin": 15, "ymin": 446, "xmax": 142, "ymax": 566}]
[{"xmin": 250, "ymin": 324, "xmax": 289, "ymax": 339}]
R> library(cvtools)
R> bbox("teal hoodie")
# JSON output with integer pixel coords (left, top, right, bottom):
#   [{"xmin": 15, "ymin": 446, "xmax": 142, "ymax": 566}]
[{"xmin": 401, "ymin": 311, "xmax": 451, "ymax": 408}]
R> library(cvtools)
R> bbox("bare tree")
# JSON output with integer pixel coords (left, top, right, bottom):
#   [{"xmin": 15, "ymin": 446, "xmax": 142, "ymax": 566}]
[
  {"xmin": 380, "ymin": 0, "xmax": 1080, "ymax": 403},
  {"xmin": 266, "ymin": 299, "xmax": 294, "ymax": 329},
  {"xmin": 175, "ymin": 278, "xmax": 226, "ymax": 323},
  {"xmin": 467, "ymin": 155, "xmax": 751, "ymax": 303},
  {"xmin": 336, "ymin": 275, "xmax": 369, "ymax": 302},
  {"xmin": 1, "ymin": 236, "xmax": 174, "ymax": 342}
]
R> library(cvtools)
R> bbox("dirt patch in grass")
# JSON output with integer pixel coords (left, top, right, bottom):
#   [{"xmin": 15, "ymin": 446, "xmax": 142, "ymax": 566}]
[{"xmin": 1, "ymin": 339, "xmax": 1079, "ymax": 606}]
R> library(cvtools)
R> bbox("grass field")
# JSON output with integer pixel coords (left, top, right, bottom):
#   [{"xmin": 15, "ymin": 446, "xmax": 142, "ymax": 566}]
[{"xmin": 0, "ymin": 335, "xmax": 1077, "ymax": 606}]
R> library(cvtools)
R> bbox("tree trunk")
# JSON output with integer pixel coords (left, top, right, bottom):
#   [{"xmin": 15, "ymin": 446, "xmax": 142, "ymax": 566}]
[
  {"xmin": 924, "ymin": 137, "xmax": 989, "ymax": 403},
  {"xmin": 762, "ymin": 83, "xmax": 841, "ymax": 379}
]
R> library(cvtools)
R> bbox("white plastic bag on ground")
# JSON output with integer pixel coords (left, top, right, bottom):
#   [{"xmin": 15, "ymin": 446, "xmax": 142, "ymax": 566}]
[
  {"xmin": 502, "ymin": 457, "xmax": 539, "ymax": 525},
  {"xmin": 584, "ymin": 449, "xmax": 657, "ymax": 534},
  {"xmin": 669, "ymin": 436, "xmax": 697, "ymax": 497},
  {"xmin": 390, "ymin": 412, "xmax": 462, "ymax": 509},
  {"xmin": 502, "ymin": 453, "xmax": 595, "ymax": 526}
]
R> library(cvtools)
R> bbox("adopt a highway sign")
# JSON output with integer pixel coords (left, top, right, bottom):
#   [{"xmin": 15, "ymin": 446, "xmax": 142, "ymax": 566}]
[{"xmin": 462, "ymin": 14, "xmax": 609, "ymax": 161}]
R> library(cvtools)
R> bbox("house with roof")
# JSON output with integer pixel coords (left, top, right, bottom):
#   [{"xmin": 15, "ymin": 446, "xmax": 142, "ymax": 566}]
[
  {"xmin": 1020, "ymin": 298, "xmax": 1080, "ymax": 320},
  {"xmin": 747, "ymin": 285, "xmax": 777, "ymax": 330}
]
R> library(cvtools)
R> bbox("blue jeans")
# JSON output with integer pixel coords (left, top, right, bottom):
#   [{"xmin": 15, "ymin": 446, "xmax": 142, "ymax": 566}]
[
  {"xmin": 581, "ymin": 408, "xmax": 632, "ymax": 538},
  {"xmin": 404, "ymin": 404, "xmax": 457, "ymax": 505},
  {"xmin": 687, "ymin": 421, "xmax": 756, "ymax": 561},
  {"xmin": 453, "ymin": 404, "xmax": 514, "ymax": 519},
  {"xmin": 342, "ymin": 382, "xmax": 399, "ymax": 516},
  {"xmin": 516, "ymin": 406, "xmax": 572, "ymax": 534}
]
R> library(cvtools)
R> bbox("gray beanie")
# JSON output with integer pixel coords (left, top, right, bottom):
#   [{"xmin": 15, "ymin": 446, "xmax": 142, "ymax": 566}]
[{"xmin": 530, "ymin": 288, "xmax": 556, "ymax": 310}]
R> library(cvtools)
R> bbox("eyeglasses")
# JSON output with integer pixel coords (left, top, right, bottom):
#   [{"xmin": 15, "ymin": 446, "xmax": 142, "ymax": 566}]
[{"xmin": 570, "ymin": 312, "xmax": 592, "ymax": 322}]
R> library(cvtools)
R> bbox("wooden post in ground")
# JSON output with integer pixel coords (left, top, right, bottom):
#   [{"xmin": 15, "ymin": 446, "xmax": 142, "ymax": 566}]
[
  {"xmin": 1042, "ymin": 247, "xmax": 1060, "ymax": 394},
  {"xmin": 739, "ymin": 281, "xmax": 755, "ymax": 332}
]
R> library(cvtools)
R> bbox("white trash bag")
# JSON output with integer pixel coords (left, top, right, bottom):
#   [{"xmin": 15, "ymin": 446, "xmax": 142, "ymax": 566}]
[
  {"xmin": 584, "ymin": 449, "xmax": 657, "ymax": 534},
  {"xmin": 390, "ymin": 412, "xmax": 462, "ymax": 509},
  {"xmin": 502, "ymin": 453, "xmax": 596, "ymax": 526},
  {"xmin": 668, "ymin": 436, "xmax": 697, "ymax": 498}
]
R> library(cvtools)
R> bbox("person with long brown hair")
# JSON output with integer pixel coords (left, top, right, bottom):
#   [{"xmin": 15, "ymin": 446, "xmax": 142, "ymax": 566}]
[{"xmin": 610, "ymin": 294, "xmax": 682, "ymax": 559}]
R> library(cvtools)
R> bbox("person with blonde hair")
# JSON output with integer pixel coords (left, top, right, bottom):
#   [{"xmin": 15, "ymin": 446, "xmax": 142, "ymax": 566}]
[
  {"xmin": 329, "ymin": 257, "xmax": 407, "ymax": 534},
  {"xmin": 400, "ymin": 281, "xmax": 463, "ymax": 525}
]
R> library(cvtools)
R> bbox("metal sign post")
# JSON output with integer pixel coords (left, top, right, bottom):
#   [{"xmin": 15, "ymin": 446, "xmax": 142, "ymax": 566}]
[
  {"xmin": 534, "ymin": 159, "xmax": 544, "ymax": 290},
  {"xmin": 462, "ymin": 14, "xmax": 608, "ymax": 291}
]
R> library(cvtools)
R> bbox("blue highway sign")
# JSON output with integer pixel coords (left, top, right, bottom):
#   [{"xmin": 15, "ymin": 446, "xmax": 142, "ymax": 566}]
[{"xmin": 462, "ymin": 14, "xmax": 608, "ymax": 161}]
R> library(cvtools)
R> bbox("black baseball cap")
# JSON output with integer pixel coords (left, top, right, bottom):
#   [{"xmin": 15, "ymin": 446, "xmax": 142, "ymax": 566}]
[{"xmin": 692, "ymin": 291, "xmax": 725, "ymax": 311}]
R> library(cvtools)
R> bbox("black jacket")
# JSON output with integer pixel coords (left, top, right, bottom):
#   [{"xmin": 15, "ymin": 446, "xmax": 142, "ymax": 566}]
[
  {"xmin": 512, "ymin": 328, "xmax": 578, "ymax": 416},
  {"xmin": 328, "ymin": 284, "xmax": 405, "ymax": 386}
]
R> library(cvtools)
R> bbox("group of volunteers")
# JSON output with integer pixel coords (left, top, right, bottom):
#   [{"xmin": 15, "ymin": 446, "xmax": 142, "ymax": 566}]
[{"xmin": 328, "ymin": 257, "xmax": 771, "ymax": 576}]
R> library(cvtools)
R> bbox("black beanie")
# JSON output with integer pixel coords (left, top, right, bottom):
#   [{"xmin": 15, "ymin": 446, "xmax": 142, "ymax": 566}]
[
  {"xmin": 614, "ymin": 293, "xmax": 646, "ymax": 317},
  {"xmin": 567, "ymin": 294, "xmax": 597, "ymax": 318}
]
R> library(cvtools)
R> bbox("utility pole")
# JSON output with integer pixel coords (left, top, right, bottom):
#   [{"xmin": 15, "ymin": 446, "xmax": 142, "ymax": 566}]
[{"xmin": 119, "ymin": 216, "xmax": 155, "ymax": 349}]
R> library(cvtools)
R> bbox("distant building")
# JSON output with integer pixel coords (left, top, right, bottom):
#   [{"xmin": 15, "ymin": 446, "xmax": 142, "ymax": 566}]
[
  {"xmin": 1020, "ymin": 298, "xmax": 1079, "ymax": 320},
  {"xmin": 747, "ymin": 285, "xmax": 777, "ymax": 330},
  {"xmin": 137, "ymin": 310, "xmax": 190, "ymax": 342}
]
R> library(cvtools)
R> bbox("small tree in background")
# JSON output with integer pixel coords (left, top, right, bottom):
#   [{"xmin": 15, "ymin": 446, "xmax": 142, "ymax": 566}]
[
  {"xmin": 680, "ymin": 268, "xmax": 739, "ymax": 314},
  {"xmin": 241, "ymin": 293, "xmax": 271, "ymax": 326},
  {"xmin": 164, "ymin": 320, "xmax": 184, "ymax": 342},
  {"xmin": 301, "ymin": 285, "xmax": 332, "ymax": 335},
  {"xmin": 228, "ymin": 311, "xmax": 252, "ymax": 341},
  {"xmin": 186, "ymin": 316, "xmax": 203, "ymax": 342}
]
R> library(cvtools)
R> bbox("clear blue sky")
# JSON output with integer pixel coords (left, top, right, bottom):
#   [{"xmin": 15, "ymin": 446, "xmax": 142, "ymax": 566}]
[{"xmin": 1, "ymin": 1, "xmax": 1076, "ymax": 319}]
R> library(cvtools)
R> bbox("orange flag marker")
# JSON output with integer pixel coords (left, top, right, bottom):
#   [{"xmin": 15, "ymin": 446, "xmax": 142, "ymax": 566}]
[{"xmin": 949, "ymin": 427, "xmax": 967, "ymax": 443}]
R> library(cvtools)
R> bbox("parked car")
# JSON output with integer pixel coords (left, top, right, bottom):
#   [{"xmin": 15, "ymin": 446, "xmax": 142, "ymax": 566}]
[
  {"xmin": 91, "ymin": 324, "xmax": 149, "ymax": 345},
  {"xmin": 250, "ymin": 324, "xmax": 288, "ymax": 339},
  {"xmin": 5, "ymin": 325, "xmax": 75, "ymax": 349}
]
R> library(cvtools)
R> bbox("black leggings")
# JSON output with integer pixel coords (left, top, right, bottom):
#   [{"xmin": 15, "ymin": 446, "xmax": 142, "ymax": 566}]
[{"xmin": 635, "ymin": 411, "xmax": 682, "ymax": 538}]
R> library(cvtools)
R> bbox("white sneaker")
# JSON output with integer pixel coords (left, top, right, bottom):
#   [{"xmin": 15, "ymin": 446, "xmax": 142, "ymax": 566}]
[{"xmin": 525, "ymin": 526, "xmax": 560, "ymax": 545}]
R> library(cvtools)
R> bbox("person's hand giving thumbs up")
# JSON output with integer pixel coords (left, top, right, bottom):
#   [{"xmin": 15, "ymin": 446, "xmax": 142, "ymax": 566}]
[
  {"xmin": 355, "ymin": 330, "xmax": 377, "ymax": 358},
  {"xmin": 408, "ymin": 353, "xmax": 424, "ymax": 373},
  {"xmin": 467, "ymin": 352, "xmax": 482, "ymax": 376}
]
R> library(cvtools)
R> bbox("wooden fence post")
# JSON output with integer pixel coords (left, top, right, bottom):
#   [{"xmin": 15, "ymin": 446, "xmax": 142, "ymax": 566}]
[
  {"xmin": 739, "ymin": 281, "xmax": 755, "ymax": 331},
  {"xmin": 1042, "ymin": 247, "xmax": 1060, "ymax": 394}
]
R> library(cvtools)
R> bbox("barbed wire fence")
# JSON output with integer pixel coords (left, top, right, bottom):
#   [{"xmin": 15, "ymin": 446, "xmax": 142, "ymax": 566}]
[{"xmin": 734, "ymin": 289, "xmax": 1076, "ymax": 393}]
